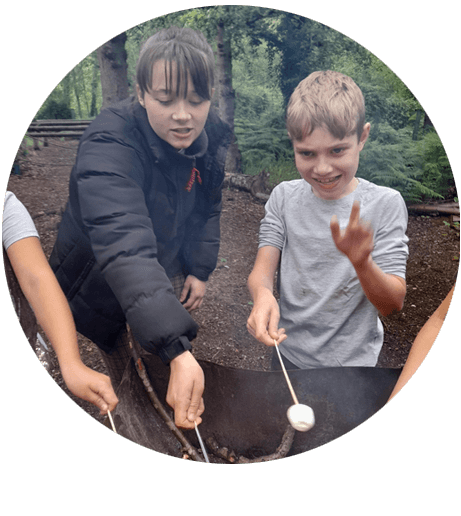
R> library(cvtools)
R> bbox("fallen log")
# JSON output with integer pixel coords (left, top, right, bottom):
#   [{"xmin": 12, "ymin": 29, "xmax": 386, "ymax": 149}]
[
  {"xmin": 223, "ymin": 170, "xmax": 271, "ymax": 201},
  {"xmin": 29, "ymin": 131, "xmax": 89, "ymax": 138},
  {"xmin": 30, "ymin": 119, "xmax": 92, "ymax": 124},
  {"xmin": 26, "ymin": 119, "xmax": 92, "ymax": 141},
  {"xmin": 407, "ymin": 202, "xmax": 459, "ymax": 216},
  {"xmin": 28, "ymin": 123, "xmax": 91, "ymax": 129}
]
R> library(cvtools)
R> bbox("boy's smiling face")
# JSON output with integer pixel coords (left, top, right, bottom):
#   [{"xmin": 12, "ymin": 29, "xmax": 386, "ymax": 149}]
[{"xmin": 292, "ymin": 123, "xmax": 370, "ymax": 200}]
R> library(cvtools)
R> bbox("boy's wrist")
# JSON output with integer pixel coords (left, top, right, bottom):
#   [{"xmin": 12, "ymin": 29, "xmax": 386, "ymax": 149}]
[
  {"xmin": 252, "ymin": 286, "xmax": 275, "ymax": 304},
  {"xmin": 351, "ymin": 254, "xmax": 373, "ymax": 273}
]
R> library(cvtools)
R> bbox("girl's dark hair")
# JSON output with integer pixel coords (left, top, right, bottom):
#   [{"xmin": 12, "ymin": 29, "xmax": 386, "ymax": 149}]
[{"xmin": 136, "ymin": 27, "xmax": 215, "ymax": 101}]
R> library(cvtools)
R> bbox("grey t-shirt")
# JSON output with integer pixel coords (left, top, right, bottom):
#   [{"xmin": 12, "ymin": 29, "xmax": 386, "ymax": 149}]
[
  {"xmin": 2, "ymin": 191, "xmax": 39, "ymax": 250},
  {"xmin": 259, "ymin": 178, "xmax": 409, "ymax": 369}
]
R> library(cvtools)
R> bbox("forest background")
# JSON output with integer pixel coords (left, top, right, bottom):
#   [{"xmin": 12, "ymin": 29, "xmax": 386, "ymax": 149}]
[{"xmin": 32, "ymin": 5, "xmax": 456, "ymax": 204}]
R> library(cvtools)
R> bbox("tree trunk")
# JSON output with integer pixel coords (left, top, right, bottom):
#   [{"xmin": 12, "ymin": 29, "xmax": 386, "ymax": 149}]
[
  {"xmin": 89, "ymin": 52, "xmax": 99, "ymax": 117},
  {"xmin": 216, "ymin": 20, "xmax": 234, "ymax": 130},
  {"xmin": 216, "ymin": 19, "xmax": 242, "ymax": 174},
  {"xmin": 412, "ymin": 108, "xmax": 423, "ymax": 141},
  {"xmin": 71, "ymin": 69, "xmax": 83, "ymax": 119},
  {"xmin": 423, "ymin": 111, "xmax": 434, "ymax": 129},
  {"xmin": 97, "ymin": 32, "xmax": 129, "ymax": 110}
]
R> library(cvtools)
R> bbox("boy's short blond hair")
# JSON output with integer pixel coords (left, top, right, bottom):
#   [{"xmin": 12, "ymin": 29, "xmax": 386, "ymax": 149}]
[{"xmin": 286, "ymin": 70, "xmax": 366, "ymax": 142}]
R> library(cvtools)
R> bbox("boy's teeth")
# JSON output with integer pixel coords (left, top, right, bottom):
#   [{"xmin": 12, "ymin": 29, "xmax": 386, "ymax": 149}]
[{"xmin": 317, "ymin": 176, "xmax": 338, "ymax": 183}]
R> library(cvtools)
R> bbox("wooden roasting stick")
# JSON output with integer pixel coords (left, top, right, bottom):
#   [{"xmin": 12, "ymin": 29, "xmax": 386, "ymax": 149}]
[
  {"xmin": 107, "ymin": 410, "xmax": 117, "ymax": 433},
  {"xmin": 125, "ymin": 329, "xmax": 296, "ymax": 463}
]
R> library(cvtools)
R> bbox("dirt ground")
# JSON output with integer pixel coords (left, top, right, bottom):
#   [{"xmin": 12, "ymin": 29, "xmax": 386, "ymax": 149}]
[{"xmin": 6, "ymin": 137, "xmax": 459, "ymax": 423}]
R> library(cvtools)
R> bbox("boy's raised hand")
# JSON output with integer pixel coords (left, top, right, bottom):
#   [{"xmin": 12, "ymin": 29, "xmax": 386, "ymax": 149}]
[{"xmin": 330, "ymin": 200, "xmax": 374, "ymax": 268}]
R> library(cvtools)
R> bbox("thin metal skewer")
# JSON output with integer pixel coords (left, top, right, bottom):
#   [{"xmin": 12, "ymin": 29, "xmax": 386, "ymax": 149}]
[
  {"xmin": 274, "ymin": 339, "xmax": 299, "ymax": 405},
  {"xmin": 194, "ymin": 421, "xmax": 210, "ymax": 463}
]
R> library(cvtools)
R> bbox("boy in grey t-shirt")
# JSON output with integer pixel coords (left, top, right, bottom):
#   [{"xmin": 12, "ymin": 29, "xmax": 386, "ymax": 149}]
[{"xmin": 247, "ymin": 71, "xmax": 409, "ymax": 369}]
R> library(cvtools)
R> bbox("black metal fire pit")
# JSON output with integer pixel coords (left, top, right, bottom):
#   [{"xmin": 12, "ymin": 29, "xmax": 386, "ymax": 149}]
[{"xmin": 112, "ymin": 354, "xmax": 401, "ymax": 462}]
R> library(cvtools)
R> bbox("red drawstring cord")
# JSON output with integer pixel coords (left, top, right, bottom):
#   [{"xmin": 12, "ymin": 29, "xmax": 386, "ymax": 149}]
[{"xmin": 185, "ymin": 167, "xmax": 202, "ymax": 192}]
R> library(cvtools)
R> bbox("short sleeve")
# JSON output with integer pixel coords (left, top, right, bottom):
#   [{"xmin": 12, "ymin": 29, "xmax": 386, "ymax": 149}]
[
  {"xmin": 372, "ymin": 191, "xmax": 409, "ymax": 279},
  {"xmin": 2, "ymin": 192, "xmax": 39, "ymax": 250},
  {"xmin": 258, "ymin": 184, "xmax": 286, "ymax": 250}
]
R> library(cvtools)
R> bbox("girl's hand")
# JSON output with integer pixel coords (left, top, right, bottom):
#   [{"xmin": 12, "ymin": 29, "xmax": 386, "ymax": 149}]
[
  {"xmin": 166, "ymin": 351, "xmax": 205, "ymax": 429},
  {"xmin": 180, "ymin": 275, "xmax": 206, "ymax": 312},
  {"xmin": 330, "ymin": 200, "xmax": 374, "ymax": 269}
]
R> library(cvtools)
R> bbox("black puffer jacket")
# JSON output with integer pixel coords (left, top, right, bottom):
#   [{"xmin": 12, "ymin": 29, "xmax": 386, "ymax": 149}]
[{"xmin": 50, "ymin": 98, "xmax": 231, "ymax": 363}]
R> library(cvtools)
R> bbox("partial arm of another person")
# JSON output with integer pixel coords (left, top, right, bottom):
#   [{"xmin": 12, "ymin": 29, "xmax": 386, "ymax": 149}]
[
  {"xmin": 7, "ymin": 236, "xmax": 118, "ymax": 414},
  {"xmin": 388, "ymin": 285, "xmax": 455, "ymax": 401}
]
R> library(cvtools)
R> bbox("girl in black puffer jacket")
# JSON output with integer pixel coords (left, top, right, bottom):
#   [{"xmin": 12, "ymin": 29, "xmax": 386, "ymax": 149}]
[{"xmin": 50, "ymin": 27, "xmax": 232, "ymax": 430}]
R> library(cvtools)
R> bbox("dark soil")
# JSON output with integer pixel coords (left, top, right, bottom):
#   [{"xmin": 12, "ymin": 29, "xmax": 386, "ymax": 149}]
[{"xmin": 7, "ymin": 138, "xmax": 459, "ymax": 423}]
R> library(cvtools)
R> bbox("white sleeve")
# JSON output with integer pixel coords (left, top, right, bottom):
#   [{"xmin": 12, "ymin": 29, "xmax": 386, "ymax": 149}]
[{"xmin": 2, "ymin": 192, "xmax": 39, "ymax": 250}]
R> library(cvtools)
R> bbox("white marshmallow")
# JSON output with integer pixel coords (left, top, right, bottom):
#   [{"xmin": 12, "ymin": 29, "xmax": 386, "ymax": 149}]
[{"xmin": 287, "ymin": 403, "xmax": 315, "ymax": 432}]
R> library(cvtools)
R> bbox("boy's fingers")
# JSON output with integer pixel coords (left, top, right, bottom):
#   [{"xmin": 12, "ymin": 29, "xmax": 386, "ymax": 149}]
[
  {"xmin": 268, "ymin": 308, "xmax": 282, "ymax": 338},
  {"xmin": 330, "ymin": 214, "xmax": 340, "ymax": 241},
  {"xmin": 349, "ymin": 200, "xmax": 361, "ymax": 225},
  {"xmin": 278, "ymin": 333, "xmax": 288, "ymax": 344},
  {"xmin": 272, "ymin": 329, "xmax": 287, "ymax": 345}
]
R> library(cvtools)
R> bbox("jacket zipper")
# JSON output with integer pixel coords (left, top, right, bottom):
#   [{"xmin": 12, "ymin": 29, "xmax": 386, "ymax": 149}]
[{"xmin": 185, "ymin": 157, "xmax": 202, "ymax": 192}]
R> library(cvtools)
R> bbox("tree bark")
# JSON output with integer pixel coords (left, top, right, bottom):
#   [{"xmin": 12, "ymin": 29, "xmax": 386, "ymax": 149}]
[
  {"xmin": 97, "ymin": 32, "xmax": 129, "ymax": 110},
  {"xmin": 407, "ymin": 203, "xmax": 459, "ymax": 216},
  {"xmin": 216, "ymin": 20, "xmax": 234, "ymax": 130},
  {"xmin": 223, "ymin": 172, "xmax": 255, "ymax": 190},
  {"xmin": 89, "ymin": 53, "xmax": 99, "ymax": 117},
  {"xmin": 223, "ymin": 170, "xmax": 271, "ymax": 201},
  {"xmin": 216, "ymin": 19, "xmax": 242, "ymax": 174}
]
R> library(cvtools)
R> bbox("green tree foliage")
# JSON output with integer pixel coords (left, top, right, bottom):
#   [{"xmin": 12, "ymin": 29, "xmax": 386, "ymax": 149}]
[
  {"xmin": 355, "ymin": 122, "xmax": 454, "ymax": 202},
  {"xmin": 36, "ymin": 98, "xmax": 73, "ymax": 120},
  {"xmin": 32, "ymin": 6, "xmax": 454, "ymax": 201}
]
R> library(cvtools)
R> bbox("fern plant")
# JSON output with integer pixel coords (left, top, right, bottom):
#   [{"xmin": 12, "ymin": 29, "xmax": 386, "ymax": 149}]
[
  {"xmin": 234, "ymin": 111, "xmax": 293, "ymax": 175},
  {"xmin": 358, "ymin": 124, "xmax": 444, "ymax": 202}
]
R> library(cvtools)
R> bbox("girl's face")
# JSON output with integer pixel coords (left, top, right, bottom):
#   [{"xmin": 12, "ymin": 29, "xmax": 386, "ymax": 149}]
[{"xmin": 138, "ymin": 60, "xmax": 213, "ymax": 150}]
